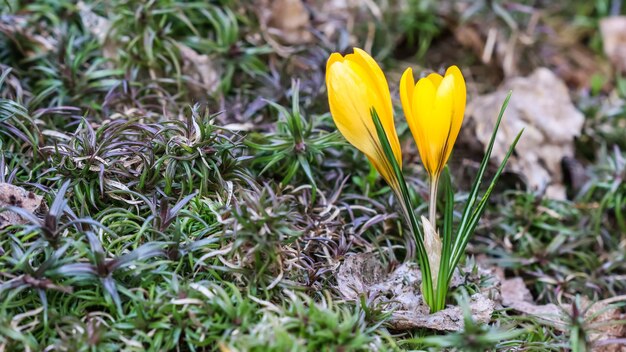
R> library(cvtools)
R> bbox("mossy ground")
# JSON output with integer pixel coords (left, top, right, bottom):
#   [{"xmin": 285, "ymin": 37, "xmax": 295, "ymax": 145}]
[{"xmin": 1, "ymin": 1, "xmax": 625, "ymax": 351}]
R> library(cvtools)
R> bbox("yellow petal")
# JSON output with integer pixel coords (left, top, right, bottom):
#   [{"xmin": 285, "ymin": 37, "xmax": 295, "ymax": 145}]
[
  {"xmin": 350, "ymin": 48, "xmax": 393, "ymax": 115},
  {"xmin": 327, "ymin": 60, "xmax": 377, "ymax": 159},
  {"xmin": 402, "ymin": 65, "xmax": 467, "ymax": 178},
  {"xmin": 326, "ymin": 52, "xmax": 344, "ymax": 73},
  {"xmin": 325, "ymin": 49, "xmax": 402, "ymax": 185},
  {"xmin": 426, "ymin": 72, "xmax": 443, "ymax": 88},
  {"xmin": 431, "ymin": 74, "xmax": 455, "ymax": 174},
  {"xmin": 400, "ymin": 68, "xmax": 415, "ymax": 123},
  {"xmin": 347, "ymin": 48, "xmax": 402, "ymax": 168},
  {"xmin": 412, "ymin": 77, "xmax": 438, "ymax": 176},
  {"xmin": 441, "ymin": 65, "xmax": 466, "ymax": 167}
]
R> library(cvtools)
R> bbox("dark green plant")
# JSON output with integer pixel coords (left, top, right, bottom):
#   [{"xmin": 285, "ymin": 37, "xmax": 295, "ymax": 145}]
[
  {"xmin": 27, "ymin": 33, "xmax": 122, "ymax": 111},
  {"xmin": 397, "ymin": 0, "xmax": 441, "ymax": 59},
  {"xmin": 53, "ymin": 231, "xmax": 164, "ymax": 313},
  {"xmin": 147, "ymin": 105, "xmax": 254, "ymax": 195},
  {"xmin": 247, "ymin": 81, "xmax": 342, "ymax": 193}
]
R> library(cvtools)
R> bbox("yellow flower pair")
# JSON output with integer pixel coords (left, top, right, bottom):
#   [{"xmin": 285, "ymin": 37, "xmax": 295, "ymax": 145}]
[
  {"xmin": 326, "ymin": 48, "xmax": 522, "ymax": 313},
  {"xmin": 326, "ymin": 48, "xmax": 466, "ymax": 191}
]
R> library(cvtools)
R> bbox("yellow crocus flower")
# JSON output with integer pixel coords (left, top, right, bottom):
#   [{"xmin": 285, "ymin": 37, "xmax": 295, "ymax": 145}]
[
  {"xmin": 326, "ymin": 48, "xmax": 402, "ymax": 190},
  {"xmin": 401, "ymin": 65, "xmax": 466, "ymax": 256},
  {"xmin": 399, "ymin": 66, "xmax": 466, "ymax": 180}
]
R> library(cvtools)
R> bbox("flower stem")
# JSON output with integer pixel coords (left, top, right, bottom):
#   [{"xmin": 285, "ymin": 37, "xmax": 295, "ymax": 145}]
[{"xmin": 429, "ymin": 176, "xmax": 439, "ymax": 228}]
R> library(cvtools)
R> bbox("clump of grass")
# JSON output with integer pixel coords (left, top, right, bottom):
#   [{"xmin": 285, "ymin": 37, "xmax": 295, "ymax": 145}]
[
  {"xmin": 219, "ymin": 183, "xmax": 307, "ymax": 289},
  {"xmin": 105, "ymin": 0, "xmax": 270, "ymax": 97},
  {"xmin": 226, "ymin": 291, "xmax": 392, "ymax": 351}
]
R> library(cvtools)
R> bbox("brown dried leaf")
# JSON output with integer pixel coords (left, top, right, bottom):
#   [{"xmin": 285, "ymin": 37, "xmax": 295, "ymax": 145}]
[
  {"xmin": 500, "ymin": 277, "xmax": 563, "ymax": 326},
  {"xmin": 391, "ymin": 293, "xmax": 495, "ymax": 331},
  {"xmin": 453, "ymin": 24, "xmax": 485, "ymax": 60},
  {"xmin": 581, "ymin": 297, "xmax": 626, "ymax": 352},
  {"xmin": 267, "ymin": 0, "xmax": 312, "ymax": 45},
  {"xmin": 255, "ymin": 0, "xmax": 312, "ymax": 53},
  {"xmin": 176, "ymin": 43, "xmax": 221, "ymax": 96},
  {"xmin": 0, "ymin": 183, "xmax": 43, "ymax": 229},
  {"xmin": 600, "ymin": 17, "xmax": 626, "ymax": 73},
  {"xmin": 465, "ymin": 68, "xmax": 585, "ymax": 199}
]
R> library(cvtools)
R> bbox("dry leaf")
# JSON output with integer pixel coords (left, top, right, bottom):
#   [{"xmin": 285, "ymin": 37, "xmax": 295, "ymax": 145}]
[
  {"xmin": 453, "ymin": 24, "xmax": 485, "ymax": 61},
  {"xmin": 391, "ymin": 293, "xmax": 495, "ymax": 331},
  {"xmin": 255, "ymin": 0, "xmax": 312, "ymax": 55},
  {"xmin": 600, "ymin": 17, "xmax": 626, "ymax": 73},
  {"xmin": 267, "ymin": 0, "xmax": 312, "ymax": 45},
  {"xmin": 77, "ymin": 1, "xmax": 110, "ymax": 44},
  {"xmin": 500, "ymin": 277, "xmax": 563, "ymax": 326},
  {"xmin": 77, "ymin": 1, "xmax": 116, "ymax": 60},
  {"xmin": 465, "ymin": 67, "xmax": 585, "ymax": 199},
  {"xmin": 176, "ymin": 43, "xmax": 221, "ymax": 96},
  {"xmin": 336, "ymin": 252, "xmax": 497, "ymax": 331},
  {"xmin": 581, "ymin": 296, "xmax": 626, "ymax": 352},
  {"xmin": 501, "ymin": 277, "xmax": 626, "ymax": 351},
  {"xmin": 0, "ymin": 183, "xmax": 43, "ymax": 229},
  {"xmin": 309, "ymin": 0, "xmax": 379, "ymax": 47},
  {"xmin": 0, "ymin": 15, "xmax": 56, "ymax": 56}
]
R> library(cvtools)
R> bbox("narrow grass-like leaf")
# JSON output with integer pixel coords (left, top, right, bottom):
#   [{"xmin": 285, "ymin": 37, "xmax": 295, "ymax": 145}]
[
  {"xmin": 449, "ymin": 92, "xmax": 511, "ymax": 259},
  {"xmin": 108, "ymin": 242, "xmax": 166, "ymax": 271},
  {"xmin": 370, "ymin": 108, "xmax": 434, "ymax": 307},
  {"xmin": 448, "ymin": 128, "xmax": 523, "ymax": 278}
]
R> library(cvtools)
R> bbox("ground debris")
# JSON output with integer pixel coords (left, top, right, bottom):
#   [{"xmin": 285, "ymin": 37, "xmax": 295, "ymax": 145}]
[
  {"xmin": 391, "ymin": 293, "xmax": 495, "ymax": 331},
  {"xmin": 464, "ymin": 67, "xmax": 585, "ymax": 199},
  {"xmin": 0, "ymin": 183, "xmax": 43, "ymax": 229},
  {"xmin": 336, "ymin": 252, "xmax": 497, "ymax": 331},
  {"xmin": 255, "ymin": 0, "xmax": 312, "ymax": 57}
]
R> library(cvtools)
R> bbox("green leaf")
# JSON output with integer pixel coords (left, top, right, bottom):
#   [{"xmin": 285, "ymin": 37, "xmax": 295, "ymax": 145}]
[
  {"xmin": 435, "ymin": 167, "xmax": 454, "ymax": 311},
  {"xmin": 448, "ymin": 91, "xmax": 523, "ymax": 283},
  {"xmin": 370, "ymin": 108, "xmax": 434, "ymax": 308}
]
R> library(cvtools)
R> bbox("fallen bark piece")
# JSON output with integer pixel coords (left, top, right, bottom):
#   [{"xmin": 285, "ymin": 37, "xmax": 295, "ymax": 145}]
[
  {"xmin": 256, "ymin": 0, "xmax": 312, "ymax": 50},
  {"xmin": 336, "ymin": 252, "xmax": 389, "ymax": 301},
  {"xmin": 465, "ymin": 67, "xmax": 585, "ymax": 199},
  {"xmin": 0, "ymin": 183, "xmax": 43, "ymax": 229},
  {"xmin": 336, "ymin": 252, "xmax": 497, "ymax": 331}
]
